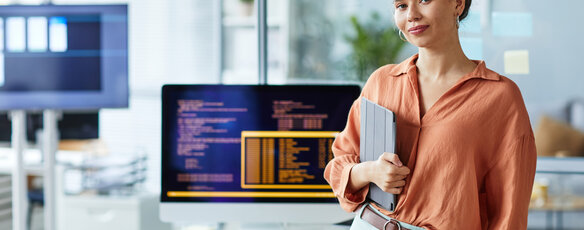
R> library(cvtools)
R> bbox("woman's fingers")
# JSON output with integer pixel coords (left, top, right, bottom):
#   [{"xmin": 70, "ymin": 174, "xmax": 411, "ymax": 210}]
[
  {"xmin": 370, "ymin": 152, "xmax": 410, "ymax": 194},
  {"xmin": 377, "ymin": 157, "xmax": 410, "ymax": 176},
  {"xmin": 380, "ymin": 180, "xmax": 406, "ymax": 194},
  {"xmin": 374, "ymin": 177, "xmax": 408, "ymax": 194},
  {"xmin": 394, "ymin": 165, "xmax": 410, "ymax": 176},
  {"xmin": 380, "ymin": 152, "xmax": 403, "ymax": 167},
  {"xmin": 394, "ymin": 174, "xmax": 408, "ymax": 181},
  {"xmin": 385, "ymin": 187, "xmax": 403, "ymax": 195}
]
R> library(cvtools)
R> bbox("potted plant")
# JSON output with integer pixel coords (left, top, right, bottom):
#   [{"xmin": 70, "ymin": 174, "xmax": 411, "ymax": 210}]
[{"xmin": 345, "ymin": 13, "xmax": 406, "ymax": 82}]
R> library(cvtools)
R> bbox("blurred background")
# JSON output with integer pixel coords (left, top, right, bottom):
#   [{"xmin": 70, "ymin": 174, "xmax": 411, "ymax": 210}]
[{"xmin": 0, "ymin": 0, "xmax": 583, "ymax": 229}]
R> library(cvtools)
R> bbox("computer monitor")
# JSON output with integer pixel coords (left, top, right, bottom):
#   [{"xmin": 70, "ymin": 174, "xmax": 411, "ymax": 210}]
[
  {"xmin": 160, "ymin": 85, "xmax": 360, "ymax": 223},
  {"xmin": 0, "ymin": 4, "xmax": 128, "ymax": 110}
]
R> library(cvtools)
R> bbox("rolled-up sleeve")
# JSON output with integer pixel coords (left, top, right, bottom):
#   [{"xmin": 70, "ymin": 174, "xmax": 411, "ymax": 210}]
[
  {"xmin": 484, "ymin": 134, "xmax": 537, "ymax": 229},
  {"xmin": 324, "ymin": 97, "xmax": 369, "ymax": 212}
]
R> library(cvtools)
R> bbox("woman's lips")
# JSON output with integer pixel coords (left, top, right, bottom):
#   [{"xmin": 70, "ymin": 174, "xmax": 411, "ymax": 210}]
[{"xmin": 408, "ymin": 25, "xmax": 429, "ymax": 35}]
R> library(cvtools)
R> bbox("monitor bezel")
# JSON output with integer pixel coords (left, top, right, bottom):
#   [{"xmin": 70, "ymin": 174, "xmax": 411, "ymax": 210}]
[
  {"xmin": 0, "ymin": 4, "xmax": 129, "ymax": 110},
  {"xmin": 160, "ymin": 84, "xmax": 361, "ymax": 203}
]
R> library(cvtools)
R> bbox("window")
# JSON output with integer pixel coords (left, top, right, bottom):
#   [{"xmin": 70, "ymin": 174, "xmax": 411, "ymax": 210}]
[{"xmin": 221, "ymin": 0, "xmax": 414, "ymax": 85}]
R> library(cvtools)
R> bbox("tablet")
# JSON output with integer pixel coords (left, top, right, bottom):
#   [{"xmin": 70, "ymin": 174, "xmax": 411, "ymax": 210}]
[{"xmin": 359, "ymin": 97, "xmax": 397, "ymax": 211}]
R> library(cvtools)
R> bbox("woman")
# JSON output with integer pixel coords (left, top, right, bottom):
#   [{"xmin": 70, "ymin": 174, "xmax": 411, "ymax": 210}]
[{"xmin": 324, "ymin": 0, "xmax": 537, "ymax": 229}]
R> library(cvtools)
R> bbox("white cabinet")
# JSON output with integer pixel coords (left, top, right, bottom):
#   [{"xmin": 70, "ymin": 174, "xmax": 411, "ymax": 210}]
[
  {"xmin": 57, "ymin": 193, "xmax": 171, "ymax": 230},
  {"xmin": 56, "ymin": 164, "xmax": 170, "ymax": 230}
]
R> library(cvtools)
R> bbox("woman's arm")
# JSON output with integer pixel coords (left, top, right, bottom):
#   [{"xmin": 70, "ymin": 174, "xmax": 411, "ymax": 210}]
[
  {"xmin": 324, "ymin": 68, "xmax": 408, "ymax": 212},
  {"xmin": 324, "ymin": 98, "xmax": 368, "ymax": 212},
  {"xmin": 484, "ymin": 134, "xmax": 537, "ymax": 229}
]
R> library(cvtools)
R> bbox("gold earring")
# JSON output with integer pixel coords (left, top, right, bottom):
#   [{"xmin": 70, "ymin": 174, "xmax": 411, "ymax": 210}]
[{"xmin": 398, "ymin": 30, "xmax": 407, "ymax": 42}]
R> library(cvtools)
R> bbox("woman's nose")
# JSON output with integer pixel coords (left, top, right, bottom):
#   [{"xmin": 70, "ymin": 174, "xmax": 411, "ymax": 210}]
[{"xmin": 407, "ymin": 5, "xmax": 422, "ymax": 22}]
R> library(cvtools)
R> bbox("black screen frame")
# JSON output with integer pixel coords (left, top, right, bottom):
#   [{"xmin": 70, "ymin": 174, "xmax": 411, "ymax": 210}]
[
  {"xmin": 0, "ymin": 4, "xmax": 128, "ymax": 110},
  {"xmin": 160, "ymin": 84, "xmax": 361, "ymax": 203}
]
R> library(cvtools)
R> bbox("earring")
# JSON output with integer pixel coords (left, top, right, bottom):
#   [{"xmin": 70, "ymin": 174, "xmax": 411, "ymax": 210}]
[
  {"xmin": 456, "ymin": 16, "xmax": 460, "ymax": 29},
  {"xmin": 398, "ymin": 30, "xmax": 407, "ymax": 42}
]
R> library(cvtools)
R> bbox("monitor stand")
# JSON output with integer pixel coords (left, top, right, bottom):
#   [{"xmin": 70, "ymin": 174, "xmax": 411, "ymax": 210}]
[
  {"xmin": 8, "ymin": 110, "xmax": 62, "ymax": 230},
  {"xmin": 41, "ymin": 109, "xmax": 62, "ymax": 230},
  {"xmin": 9, "ymin": 110, "xmax": 27, "ymax": 230}
]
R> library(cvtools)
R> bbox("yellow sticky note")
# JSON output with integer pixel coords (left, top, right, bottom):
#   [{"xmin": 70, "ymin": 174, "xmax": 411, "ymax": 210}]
[{"xmin": 504, "ymin": 50, "xmax": 530, "ymax": 75}]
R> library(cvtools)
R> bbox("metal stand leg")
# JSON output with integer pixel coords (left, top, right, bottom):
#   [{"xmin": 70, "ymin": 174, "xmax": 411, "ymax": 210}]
[
  {"xmin": 9, "ymin": 110, "xmax": 28, "ymax": 230},
  {"xmin": 546, "ymin": 211, "xmax": 553, "ymax": 230},
  {"xmin": 557, "ymin": 211, "xmax": 563, "ymax": 230},
  {"xmin": 42, "ymin": 110, "xmax": 61, "ymax": 230}
]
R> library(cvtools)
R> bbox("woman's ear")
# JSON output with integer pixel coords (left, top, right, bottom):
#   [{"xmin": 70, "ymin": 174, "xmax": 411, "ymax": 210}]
[{"xmin": 455, "ymin": 0, "xmax": 465, "ymax": 16}]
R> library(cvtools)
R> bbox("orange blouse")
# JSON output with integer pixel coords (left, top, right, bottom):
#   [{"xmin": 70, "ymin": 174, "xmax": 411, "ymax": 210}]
[{"xmin": 324, "ymin": 54, "xmax": 537, "ymax": 229}]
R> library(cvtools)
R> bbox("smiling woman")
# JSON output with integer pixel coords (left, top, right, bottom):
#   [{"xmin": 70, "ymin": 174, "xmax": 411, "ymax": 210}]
[
  {"xmin": 393, "ymin": 0, "xmax": 471, "ymax": 53},
  {"xmin": 324, "ymin": 0, "xmax": 538, "ymax": 229}
]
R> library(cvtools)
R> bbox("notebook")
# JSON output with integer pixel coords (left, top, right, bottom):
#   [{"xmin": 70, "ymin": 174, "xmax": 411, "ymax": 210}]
[{"xmin": 359, "ymin": 97, "xmax": 397, "ymax": 211}]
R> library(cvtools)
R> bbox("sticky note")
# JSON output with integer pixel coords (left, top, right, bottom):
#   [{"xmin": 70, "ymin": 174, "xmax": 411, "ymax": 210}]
[
  {"xmin": 492, "ymin": 12, "xmax": 533, "ymax": 37},
  {"xmin": 459, "ymin": 11, "xmax": 481, "ymax": 34},
  {"xmin": 504, "ymin": 50, "xmax": 530, "ymax": 75},
  {"xmin": 460, "ymin": 37, "xmax": 483, "ymax": 60}
]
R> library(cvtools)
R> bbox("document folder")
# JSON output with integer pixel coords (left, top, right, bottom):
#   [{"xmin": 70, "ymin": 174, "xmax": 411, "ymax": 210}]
[{"xmin": 359, "ymin": 98, "xmax": 397, "ymax": 211}]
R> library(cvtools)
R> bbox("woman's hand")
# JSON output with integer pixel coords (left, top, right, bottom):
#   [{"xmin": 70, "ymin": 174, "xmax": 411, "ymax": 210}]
[
  {"xmin": 349, "ymin": 152, "xmax": 410, "ymax": 195},
  {"xmin": 369, "ymin": 152, "xmax": 410, "ymax": 194}
]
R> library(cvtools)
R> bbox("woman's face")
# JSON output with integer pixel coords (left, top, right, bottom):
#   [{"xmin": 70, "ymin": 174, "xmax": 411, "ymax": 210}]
[{"xmin": 393, "ymin": 0, "xmax": 464, "ymax": 48}]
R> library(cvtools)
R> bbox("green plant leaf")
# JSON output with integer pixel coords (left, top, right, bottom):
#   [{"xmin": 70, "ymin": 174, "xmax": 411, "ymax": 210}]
[{"xmin": 345, "ymin": 13, "xmax": 406, "ymax": 82}]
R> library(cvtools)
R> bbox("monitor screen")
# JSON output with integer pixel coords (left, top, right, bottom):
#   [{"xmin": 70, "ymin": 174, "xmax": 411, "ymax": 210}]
[
  {"xmin": 0, "ymin": 5, "xmax": 128, "ymax": 110},
  {"xmin": 160, "ymin": 85, "xmax": 360, "ymax": 223}
]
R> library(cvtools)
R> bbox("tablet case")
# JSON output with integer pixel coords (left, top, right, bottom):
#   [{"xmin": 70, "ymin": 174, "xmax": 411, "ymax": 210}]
[{"xmin": 359, "ymin": 98, "xmax": 397, "ymax": 211}]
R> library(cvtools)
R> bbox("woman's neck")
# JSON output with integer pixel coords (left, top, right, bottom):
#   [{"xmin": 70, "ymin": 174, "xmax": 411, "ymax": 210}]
[{"xmin": 416, "ymin": 38, "xmax": 476, "ymax": 82}]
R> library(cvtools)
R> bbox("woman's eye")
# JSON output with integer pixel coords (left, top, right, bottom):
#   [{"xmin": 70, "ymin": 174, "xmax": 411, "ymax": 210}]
[
  {"xmin": 420, "ymin": 0, "xmax": 431, "ymax": 3},
  {"xmin": 396, "ymin": 4, "xmax": 406, "ymax": 9}
]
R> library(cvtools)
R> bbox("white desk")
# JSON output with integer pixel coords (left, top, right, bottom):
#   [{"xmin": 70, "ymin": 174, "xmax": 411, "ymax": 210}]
[
  {"xmin": 0, "ymin": 148, "xmax": 171, "ymax": 230},
  {"xmin": 0, "ymin": 147, "xmax": 85, "ymax": 175},
  {"xmin": 0, "ymin": 147, "xmax": 43, "ymax": 175}
]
